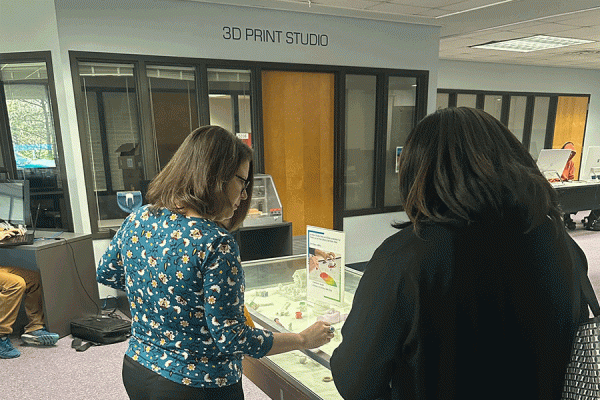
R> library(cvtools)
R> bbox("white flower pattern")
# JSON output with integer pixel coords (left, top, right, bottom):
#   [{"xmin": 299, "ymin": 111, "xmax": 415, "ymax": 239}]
[{"xmin": 96, "ymin": 205, "xmax": 273, "ymax": 389}]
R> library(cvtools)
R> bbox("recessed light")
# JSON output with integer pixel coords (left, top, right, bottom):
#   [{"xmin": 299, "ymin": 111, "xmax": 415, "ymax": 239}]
[{"xmin": 471, "ymin": 35, "xmax": 595, "ymax": 52}]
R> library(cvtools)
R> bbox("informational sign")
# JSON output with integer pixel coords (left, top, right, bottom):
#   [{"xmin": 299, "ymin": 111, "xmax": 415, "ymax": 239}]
[
  {"xmin": 222, "ymin": 26, "xmax": 329, "ymax": 47},
  {"xmin": 395, "ymin": 146, "xmax": 403, "ymax": 173},
  {"xmin": 236, "ymin": 132, "xmax": 252, "ymax": 148},
  {"xmin": 306, "ymin": 226, "xmax": 345, "ymax": 306}
]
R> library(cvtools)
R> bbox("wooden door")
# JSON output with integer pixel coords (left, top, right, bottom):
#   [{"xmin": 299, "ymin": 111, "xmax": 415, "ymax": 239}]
[
  {"xmin": 553, "ymin": 96, "xmax": 589, "ymax": 180},
  {"xmin": 261, "ymin": 71, "xmax": 335, "ymax": 236}
]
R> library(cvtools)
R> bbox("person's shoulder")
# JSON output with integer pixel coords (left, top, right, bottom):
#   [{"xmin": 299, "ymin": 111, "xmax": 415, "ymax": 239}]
[
  {"xmin": 367, "ymin": 225, "xmax": 419, "ymax": 269},
  {"xmin": 373, "ymin": 223, "xmax": 454, "ymax": 256}
]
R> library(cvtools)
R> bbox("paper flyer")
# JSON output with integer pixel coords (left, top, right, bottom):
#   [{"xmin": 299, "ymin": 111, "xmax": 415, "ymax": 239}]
[{"xmin": 306, "ymin": 225, "xmax": 345, "ymax": 306}]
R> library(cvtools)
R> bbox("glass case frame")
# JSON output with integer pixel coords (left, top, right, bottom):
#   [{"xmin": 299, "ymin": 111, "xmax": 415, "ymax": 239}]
[
  {"xmin": 243, "ymin": 173, "xmax": 284, "ymax": 227},
  {"xmin": 242, "ymin": 255, "xmax": 363, "ymax": 400}
]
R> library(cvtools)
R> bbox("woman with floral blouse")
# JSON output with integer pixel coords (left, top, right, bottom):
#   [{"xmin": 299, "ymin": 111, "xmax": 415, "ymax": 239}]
[{"xmin": 97, "ymin": 126, "xmax": 333, "ymax": 400}]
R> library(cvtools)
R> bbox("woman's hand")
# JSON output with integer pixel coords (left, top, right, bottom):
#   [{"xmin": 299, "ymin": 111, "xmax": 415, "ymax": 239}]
[
  {"xmin": 267, "ymin": 320, "xmax": 335, "ymax": 355},
  {"xmin": 0, "ymin": 228, "xmax": 22, "ymax": 241},
  {"xmin": 299, "ymin": 320, "xmax": 335, "ymax": 349}
]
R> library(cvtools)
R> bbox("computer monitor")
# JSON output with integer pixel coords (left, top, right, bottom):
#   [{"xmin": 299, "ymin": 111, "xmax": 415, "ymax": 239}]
[
  {"xmin": 0, "ymin": 180, "xmax": 31, "ymax": 227},
  {"xmin": 580, "ymin": 146, "xmax": 600, "ymax": 181},
  {"xmin": 536, "ymin": 149, "xmax": 572, "ymax": 180}
]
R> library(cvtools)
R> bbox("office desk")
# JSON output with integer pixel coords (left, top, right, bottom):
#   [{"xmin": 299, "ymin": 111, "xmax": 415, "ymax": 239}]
[
  {"xmin": 553, "ymin": 181, "xmax": 600, "ymax": 214},
  {"xmin": 0, "ymin": 232, "xmax": 101, "ymax": 338}
]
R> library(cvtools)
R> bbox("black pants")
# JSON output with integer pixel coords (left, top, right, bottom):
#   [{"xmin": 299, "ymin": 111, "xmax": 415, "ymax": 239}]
[{"xmin": 122, "ymin": 355, "xmax": 244, "ymax": 400}]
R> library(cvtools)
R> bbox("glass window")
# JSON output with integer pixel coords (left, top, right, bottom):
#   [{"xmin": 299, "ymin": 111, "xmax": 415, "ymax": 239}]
[
  {"xmin": 484, "ymin": 95, "xmax": 503, "ymax": 120},
  {"xmin": 456, "ymin": 93, "xmax": 476, "ymax": 108},
  {"xmin": 508, "ymin": 96, "xmax": 527, "ymax": 143},
  {"xmin": 437, "ymin": 92, "xmax": 449, "ymax": 110},
  {"xmin": 208, "ymin": 69, "xmax": 252, "ymax": 147},
  {"xmin": 147, "ymin": 65, "xmax": 198, "ymax": 172},
  {"xmin": 345, "ymin": 75, "xmax": 376, "ymax": 210},
  {"xmin": 529, "ymin": 96, "xmax": 550, "ymax": 159},
  {"xmin": 78, "ymin": 62, "xmax": 142, "ymax": 231},
  {"xmin": 1, "ymin": 61, "xmax": 68, "ymax": 229},
  {"xmin": 385, "ymin": 76, "xmax": 417, "ymax": 207}
]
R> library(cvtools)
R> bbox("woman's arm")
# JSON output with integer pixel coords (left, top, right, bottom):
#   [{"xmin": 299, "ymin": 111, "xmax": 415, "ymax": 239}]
[
  {"xmin": 97, "ymin": 223, "xmax": 127, "ymax": 290},
  {"xmin": 267, "ymin": 320, "xmax": 333, "ymax": 356}
]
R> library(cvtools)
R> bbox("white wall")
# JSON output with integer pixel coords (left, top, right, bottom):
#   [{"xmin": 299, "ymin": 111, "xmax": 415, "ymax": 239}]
[
  {"xmin": 52, "ymin": 0, "xmax": 440, "ymax": 267},
  {"xmin": 344, "ymin": 212, "xmax": 407, "ymax": 264},
  {"xmin": 1, "ymin": 0, "xmax": 93, "ymax": 233}
]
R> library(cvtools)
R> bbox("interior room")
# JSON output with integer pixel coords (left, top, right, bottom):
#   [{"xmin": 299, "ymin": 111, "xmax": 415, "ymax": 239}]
[{"xmin": 2, "ymin": 0, "xmax": 600, "ymax": 399}]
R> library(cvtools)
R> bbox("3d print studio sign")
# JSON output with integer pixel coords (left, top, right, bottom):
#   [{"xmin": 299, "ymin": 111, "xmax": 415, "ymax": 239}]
[{"xmin": 222, "ymin": 26, "xmax": 329, "ymax": 46}]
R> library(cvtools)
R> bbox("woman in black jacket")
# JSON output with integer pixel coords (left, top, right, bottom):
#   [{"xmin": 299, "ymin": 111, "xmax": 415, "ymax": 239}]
[{"xmin": 330, "ymin": 107, "xmax": 587, "ymax": 400}]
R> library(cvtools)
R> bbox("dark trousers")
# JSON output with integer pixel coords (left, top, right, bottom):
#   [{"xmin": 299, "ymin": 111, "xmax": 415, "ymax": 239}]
[{"xmin": 122, "ymin": 355, "xmax": 245, "ymax": 400}]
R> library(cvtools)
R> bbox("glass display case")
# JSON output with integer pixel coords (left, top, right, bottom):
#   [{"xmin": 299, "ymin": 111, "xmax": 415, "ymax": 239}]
[
  {"xmin": 242, "ymin": 255, "xmax": 363, "ymax": 400},
  {"xmin": 242, "ymin": 173, "xmax": 283, "ymax": 227}
]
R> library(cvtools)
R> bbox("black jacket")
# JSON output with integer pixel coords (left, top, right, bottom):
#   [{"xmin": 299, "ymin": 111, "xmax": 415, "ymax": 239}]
[{"xmin": 331, "ymin": 216, "xmax": 586, "ymax": 400}]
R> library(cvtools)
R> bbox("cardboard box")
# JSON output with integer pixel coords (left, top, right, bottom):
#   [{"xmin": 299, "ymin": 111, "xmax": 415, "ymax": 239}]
[
  {"xmin": 122, "ymin": 169, "xmax": 142, "ymax": 191},
  {"xmin": 115, "ymin": 143, "xmax": 143, "ymax": 190},
  {"xmin": 115, "ymin": 143, "xmax": 142, "ymax": 170}
]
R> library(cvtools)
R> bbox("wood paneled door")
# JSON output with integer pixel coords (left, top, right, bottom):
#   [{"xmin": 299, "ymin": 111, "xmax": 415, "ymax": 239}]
[
  {"xmin": 553, "ymin": 96, "xmax": 589, "ymax": 180},
  {"xmin": 261, "ymin": 70, "xmax": 335, "ymax": 237}
]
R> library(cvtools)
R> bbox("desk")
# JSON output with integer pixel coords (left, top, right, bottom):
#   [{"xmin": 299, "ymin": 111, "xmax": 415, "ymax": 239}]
[
  {"xmin": 0, "ymin": 232, "xmax": 101, "ymax": 338},
  {"xmin": 553, "ymin": 181, "xmax": 600, "ymax": 214}
]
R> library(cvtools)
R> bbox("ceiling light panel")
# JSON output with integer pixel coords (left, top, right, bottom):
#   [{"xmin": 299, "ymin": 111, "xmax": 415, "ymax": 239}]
[{"xmin": 471, "ymin": 35, "xmax": 595, "ymax": 52}]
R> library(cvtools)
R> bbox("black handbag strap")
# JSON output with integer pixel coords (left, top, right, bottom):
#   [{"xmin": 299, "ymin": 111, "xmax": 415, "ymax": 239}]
[
  {"xmin": 567, "ymin": 230, "xmax": 600, "ymax": 317},
  {"xmin": 580, "ymin": 269, "xmax": 600, "ymax": 317}
]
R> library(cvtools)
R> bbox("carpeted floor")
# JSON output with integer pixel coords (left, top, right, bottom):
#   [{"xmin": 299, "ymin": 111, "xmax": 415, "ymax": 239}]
[
  {"xmin": 1, "ymin": 335, "xmax": 270, "ymax": 400},
  {"xmin": 2, "ymin": 214, "xmax": 600, "ymax": 399}
]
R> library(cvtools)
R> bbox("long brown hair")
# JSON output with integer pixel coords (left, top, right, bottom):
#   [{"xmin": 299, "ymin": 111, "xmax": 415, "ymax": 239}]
[
  {"xmin": 146, "ymin": 125, "xmax": 253, "ymax": 230},
  {"xmin": 397, "ymin": 107, "xmax": 562, "ymax": 233}
]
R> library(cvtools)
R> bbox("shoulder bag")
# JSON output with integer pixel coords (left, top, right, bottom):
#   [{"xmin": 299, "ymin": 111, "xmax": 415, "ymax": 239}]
[{"xmin": 562, "ymin": 266, "xmax": 600, "ymax": 399}]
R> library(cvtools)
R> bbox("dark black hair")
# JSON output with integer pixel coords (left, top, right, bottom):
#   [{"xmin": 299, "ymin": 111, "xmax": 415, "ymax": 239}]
[{"xmin": 397, "ymin": 107, "xmax": 562, "ymax": 233}]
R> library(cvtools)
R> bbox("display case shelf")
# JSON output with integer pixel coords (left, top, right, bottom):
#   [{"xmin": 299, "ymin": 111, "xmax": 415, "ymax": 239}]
[
  {"xmin": 242, "ymin": 173, "xmax": 284, "ymax": 227},
  {"xmin": 242, "ymin": 255, "xmax": 363, "ymax": 400}
]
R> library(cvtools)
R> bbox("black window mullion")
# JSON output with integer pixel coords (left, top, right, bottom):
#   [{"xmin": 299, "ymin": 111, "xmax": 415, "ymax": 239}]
[
  {"xmin": 95, "ymin": 90, "xmax": 114, "ymax": 193},
  {"xmin": 475, "ymin": 94, "xmax": 485, "ymax": 110},
  {"xmin": 448, "ymin": 92, "xmax": 457, "ymax": 108},
  {"xmin": 545, "ymin": 96, "xmax": 558, "ymax": 149},
  {"xmin": 373, "ymin": 74, "xmax": 388, "ymax": 210},
  {"xmin": 333, "ymin": 71, "xmax": 345, "ymax": 231},
  {"xmin": 135, "ymin": 59, "xmax": 155, "ymax": 180},
  {"xmin": 251, "ymin": 66, "xmax": 264, "ymax": 173},
  {"xmin": 500, "ymin": 94, "xmax": 510, "ymax": 126},
  {"xmin": 521, "ymin": 96, "xmax": 535, "ymax": 150},
  {"xmin": 416, "ymin": 73, "xmax": 428, "ymax": 124},
  {"xmin": 0, "ymin": 83, "xmax": 17, "ymax": 179},
  {"xmin": 232, "ymin": 95, "xmax": 240, "ymax": 134},
  {"xmin": 198, "ymin": 63, "xmax": 210, "ymax": 126}
]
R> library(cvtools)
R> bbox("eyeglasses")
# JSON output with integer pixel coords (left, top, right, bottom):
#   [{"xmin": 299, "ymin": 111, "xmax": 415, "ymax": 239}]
[{"xmin": 235, "ymin": 175, "xmax": 251, "ymax": 194}]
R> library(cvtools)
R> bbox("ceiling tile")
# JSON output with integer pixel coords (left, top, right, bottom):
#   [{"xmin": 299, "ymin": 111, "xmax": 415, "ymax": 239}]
[
  {"xmin": 505, "ymin": 22, "xmax": 576, "ymax": 35},
  {"xmin": 366, "ymin": 2, "xmax": 431, "ymax": 15},
  {"xmin": 546, "ymin": 9, "xmax": 600, "ymax": 27},
  {"xmin": 438, "ymin": 0, "xmax": 515, "ymax": 12},
  {"xmin": 558, "ymin": 26, "xmax": 600, "ymax": 41},
  {"xmin": 317, "ymin": 0, "xmax": 380, "ymax": 9}
]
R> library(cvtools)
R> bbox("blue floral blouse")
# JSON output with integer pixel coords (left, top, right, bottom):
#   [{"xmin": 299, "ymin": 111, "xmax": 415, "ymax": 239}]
[{"xmin": 97, "ymin": 205, "xmax": 274, "ymax": 388}]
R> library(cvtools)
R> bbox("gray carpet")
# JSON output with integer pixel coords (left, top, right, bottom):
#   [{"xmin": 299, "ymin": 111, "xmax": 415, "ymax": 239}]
[
  {"xmin": 2, "ymin": 215, "xmax": 599, "ymax": 399},
  {"xmin": 1, "ymin": 336, "xmax": 270, "ymax": 400}
]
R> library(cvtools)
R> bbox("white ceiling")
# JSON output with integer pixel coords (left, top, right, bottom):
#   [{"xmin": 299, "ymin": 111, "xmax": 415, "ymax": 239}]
[{"xmin": 183, "ymin": 0, "xmax": 600, "ymax": 70}]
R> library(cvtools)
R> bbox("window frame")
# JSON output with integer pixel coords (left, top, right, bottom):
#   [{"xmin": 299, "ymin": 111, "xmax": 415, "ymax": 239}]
[
  {"xmin": 0, "ymin": 51, "xmax": 73, "ymax": 231},
  {"xmin": 70, "ymin": 51, "xmax": 429, "ymax": 237},
  {"xmin": 438, "ymin": 88, "xmax": 590, "ymax": 156}
]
